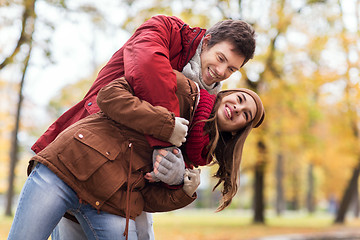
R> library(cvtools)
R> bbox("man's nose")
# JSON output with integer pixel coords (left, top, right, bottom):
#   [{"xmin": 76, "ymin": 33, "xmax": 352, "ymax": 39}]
[{"xmin": 216, "ymin": 64, "xmax": 227, "ymax": 77}]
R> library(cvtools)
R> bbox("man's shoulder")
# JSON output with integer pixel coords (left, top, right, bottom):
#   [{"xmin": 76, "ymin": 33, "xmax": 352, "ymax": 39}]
[
  {"xmin": 144, "ymin": 15, "xmax": 186, "ymax": 32},
  {"xmin": 150, "ymin": 15, "xmax": 185, "ymax": 25}
]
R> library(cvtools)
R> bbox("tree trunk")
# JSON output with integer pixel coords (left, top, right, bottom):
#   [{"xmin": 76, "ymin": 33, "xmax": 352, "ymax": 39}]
[
  {"xmin": 334, "ymin": 162, "xmax": 360, "ymax": 223},
  {"xmin": 306, "ymin": 163, "xmax": 315, "ymax": 213},
  {"xmin": 253, "ymin": 163, "xmax": 265, "ymax": 223},
  {"xmin": 275, "ymin": 153, "xmax": 285, "ymax": 215},
  {"xmin": 5, "ymin": 127, "xmax": 20, "ymax": 216},
  {"xmin": 351, "ymin": 179, "xmax": 359, "ymax": 218},
  {"xmin": 253, "ymin": 140, "xmax": 266, "ymax": 223},
  {"xmin": 4, "ymin": 0, "xmax": 36, "ymax": 216},
  {"xmin": 5, "ymin": 50, "xmax": 31, "ymax": 216}
]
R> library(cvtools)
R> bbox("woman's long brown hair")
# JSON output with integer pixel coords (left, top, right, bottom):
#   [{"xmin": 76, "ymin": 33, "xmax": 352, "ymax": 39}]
[{"xmin": 204, "ymin": 90, "xmax": 255, "ymax": 211}]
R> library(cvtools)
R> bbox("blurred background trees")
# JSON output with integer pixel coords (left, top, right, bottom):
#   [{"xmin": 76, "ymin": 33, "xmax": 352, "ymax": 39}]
[{"xmin": 0, "ymin": 0, "xmax": 359, "ymax": 225}]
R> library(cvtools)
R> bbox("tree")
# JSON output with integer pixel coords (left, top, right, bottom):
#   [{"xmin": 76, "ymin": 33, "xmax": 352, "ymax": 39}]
[
  {"xmin": 334, "ymin": 0, "xmax": 360, "ymax": 223},
  {"xmin": 3, "ymin": 0, "xmax": 36, "ymax": 216},
  {"xmin": 1, "ymin": 0, "xmax": 107, "ymax": 215}
]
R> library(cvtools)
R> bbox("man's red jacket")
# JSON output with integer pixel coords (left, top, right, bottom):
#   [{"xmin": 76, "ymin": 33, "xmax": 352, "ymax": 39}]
[{"xmin": 32, "ymin": 15, "xmax": 206, "ymax": 153}]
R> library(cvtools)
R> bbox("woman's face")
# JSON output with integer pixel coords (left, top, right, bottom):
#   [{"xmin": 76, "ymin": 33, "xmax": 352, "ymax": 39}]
[{"xmin": 217, "ymin": 92, "xmax": 257, "ymax": 133}]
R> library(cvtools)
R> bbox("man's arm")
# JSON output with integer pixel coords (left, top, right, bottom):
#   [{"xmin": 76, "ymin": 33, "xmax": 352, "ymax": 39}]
[
  {"xmin": 124, "ymin": 15, "xmax": 181, "ymax": 117},
  {"xmin": 123, "ymin": 16, "xmax": 189, "ymax": 147}
]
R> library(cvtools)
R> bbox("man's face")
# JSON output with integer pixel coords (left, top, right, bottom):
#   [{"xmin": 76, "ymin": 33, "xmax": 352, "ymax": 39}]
[{"xmin": 200, "ymin": 36, "xmax": 245, "ymax": 86}]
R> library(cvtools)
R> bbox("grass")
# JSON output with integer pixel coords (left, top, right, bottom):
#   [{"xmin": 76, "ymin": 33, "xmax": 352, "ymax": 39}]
[
  {"xmin": 0, "ymin": 215, "xmax": 13, "ymax": 240},
  {"xmin": 2, "ymin": 209, "xmax": 360, "ymax": 239},
  {"xmin": 152, "ymin": 209, "xmax": 360, "ymax": 240}
]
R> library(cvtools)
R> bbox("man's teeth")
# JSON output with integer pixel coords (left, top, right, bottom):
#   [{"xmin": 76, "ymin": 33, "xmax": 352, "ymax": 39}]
[
  {"xmin": 226, "ymin": 107, "xmax": 231, "ymax": 118},
  {"xmin": 209, "ymin": 69, "xmax": 216, "ymax": 79}
]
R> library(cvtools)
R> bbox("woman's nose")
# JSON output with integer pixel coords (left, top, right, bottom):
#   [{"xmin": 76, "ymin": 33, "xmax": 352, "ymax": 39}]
[
  {"xmin": 233, "ymin": 104, "xmax": 244, "ymax": 115},
  {"xmin": 233, "ymin": 105, "xmax": 240, "ymax": 114}
]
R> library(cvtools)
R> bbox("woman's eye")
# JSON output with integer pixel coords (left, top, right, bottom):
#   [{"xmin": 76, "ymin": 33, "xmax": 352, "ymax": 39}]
[
  {"xmin": 244, "ymin": 112, "xmax": 249, "ymax": 121},
  {"xmin": 218, "ymin": 56, "xmax": 224, "ymax": 62},
  {"xmin": 237, "ymin": 96, "xmax": 242, "ymax": 103}
]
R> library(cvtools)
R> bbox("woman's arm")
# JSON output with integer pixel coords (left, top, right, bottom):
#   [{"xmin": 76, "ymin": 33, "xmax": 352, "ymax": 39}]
[
  {"xmin": 97, "ymin": 77, "xmax": 175, "ymax": 142},
  {"xmin": 141, "ymin": 168, "xmax": 200, "ymax": 212}
]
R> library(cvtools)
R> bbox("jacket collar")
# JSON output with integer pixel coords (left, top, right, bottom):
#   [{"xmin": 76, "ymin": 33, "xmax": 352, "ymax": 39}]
[{"xmin": 178, "ymin": 24, "xmax": 206, "ymax": 69}]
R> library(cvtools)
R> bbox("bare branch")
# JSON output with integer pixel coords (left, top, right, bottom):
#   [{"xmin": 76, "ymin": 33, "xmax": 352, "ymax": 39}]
[{"xmin": 0, "ymin": 0, "xmax": 36, "ymax": 70}]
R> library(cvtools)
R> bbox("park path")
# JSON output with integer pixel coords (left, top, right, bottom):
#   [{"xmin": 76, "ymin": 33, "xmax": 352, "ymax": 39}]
[{"xmin": 254, "ymin": 229, "xmax": 360, "ymax": 240}]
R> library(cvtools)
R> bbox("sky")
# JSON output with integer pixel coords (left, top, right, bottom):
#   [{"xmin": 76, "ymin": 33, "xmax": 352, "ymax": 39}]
[
  {"xmin": 0, "ymin": 1, "xmax": 136, "ymax": 145},
  {"xmin": 26, "ymin": 1, "xmax": 130, "ymax": 106}
]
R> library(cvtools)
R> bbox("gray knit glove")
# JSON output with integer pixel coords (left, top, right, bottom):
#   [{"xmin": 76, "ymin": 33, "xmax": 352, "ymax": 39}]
[{"xmin": 149, "ymin": 147, "xmax": 185, "ymax": 185}]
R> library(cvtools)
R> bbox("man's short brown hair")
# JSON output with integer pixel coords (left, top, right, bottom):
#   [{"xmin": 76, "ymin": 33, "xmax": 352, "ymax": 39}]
[{"xmin": 205, "ymin": 20, "xmax": 256, "ymax": 67}]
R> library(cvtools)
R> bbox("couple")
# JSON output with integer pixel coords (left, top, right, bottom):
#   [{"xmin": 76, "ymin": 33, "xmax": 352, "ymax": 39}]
[{"xmin": 8, "ymin": 15, "xmax": 264, "ymax": 240}]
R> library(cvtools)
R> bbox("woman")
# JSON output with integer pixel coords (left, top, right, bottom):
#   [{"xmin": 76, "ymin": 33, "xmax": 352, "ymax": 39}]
[
  {"xmin": 146, "ymin": 71, "xmax": 265, "ymax": 211},
  {"xmin": 8, "ymin": 72, "xmax": 264, "ymax": 240}
]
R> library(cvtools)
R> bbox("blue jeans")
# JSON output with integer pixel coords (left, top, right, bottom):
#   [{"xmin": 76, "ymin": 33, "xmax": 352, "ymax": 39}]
[
  {"xmin": 8, "ymin": 163, "xmax": 137, "ymax": 240},
  {"xmin": 51, "ymin": 211, "xmax": 155, "ymax": 240}
]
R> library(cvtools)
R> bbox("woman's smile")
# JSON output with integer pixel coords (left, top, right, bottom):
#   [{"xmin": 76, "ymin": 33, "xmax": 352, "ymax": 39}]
[
  {"xmin": 217, "ymin": 92, "xmax": 257, "ymax": 133},
  {"xmin": 225, "ymin": 104, "xmax": 232, "ymax": 120}
]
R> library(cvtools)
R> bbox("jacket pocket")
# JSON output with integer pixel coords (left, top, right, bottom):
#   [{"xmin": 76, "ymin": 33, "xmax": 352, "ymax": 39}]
[{"xmin": 58, "ymin": 128, "xmax": 121, "ymax": 181}]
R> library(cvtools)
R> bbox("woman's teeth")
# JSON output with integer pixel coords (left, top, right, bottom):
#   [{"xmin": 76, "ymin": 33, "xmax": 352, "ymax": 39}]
[{"xmin": 226, "ymin": 107, "xmax": 231, "ymax": 119}]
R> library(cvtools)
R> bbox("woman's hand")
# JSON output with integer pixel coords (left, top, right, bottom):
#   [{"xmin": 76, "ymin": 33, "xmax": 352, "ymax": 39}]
[{"xmin": 183, "ymin": 168, "xmax": 201, "ymax": 197}]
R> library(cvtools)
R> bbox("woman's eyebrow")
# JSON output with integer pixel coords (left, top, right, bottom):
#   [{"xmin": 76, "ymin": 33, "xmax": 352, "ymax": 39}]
[
  {"xmin": 249, "ymin": 110, "xmax": 253, "ymax": 121},
  {"xmin": 241, "ymin": 93, "xmax": 247, "ymax": 102}
]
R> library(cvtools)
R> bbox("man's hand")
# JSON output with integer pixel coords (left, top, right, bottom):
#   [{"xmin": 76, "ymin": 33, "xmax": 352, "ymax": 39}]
[
  {"xmin": 168, "ymin": 117, "xmax": 189, "ymax": 147},
  {"xmin": 183, "ymin": 168, "xmax": 201, "ymax": 197},
  {"xmin": 145, "ymin": 147, "xmax": 185, "ymax": 185}
]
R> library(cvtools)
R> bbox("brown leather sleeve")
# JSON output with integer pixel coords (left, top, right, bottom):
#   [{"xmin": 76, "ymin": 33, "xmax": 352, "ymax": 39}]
[{"xmin": 141, "ymin": 183, "xmax": 197, "ymax": 212}]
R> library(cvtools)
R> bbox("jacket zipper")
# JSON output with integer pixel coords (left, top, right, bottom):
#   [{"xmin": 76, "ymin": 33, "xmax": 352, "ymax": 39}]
[{"xmin": 184, "ymin": 29, "xmax": 203, "ymax": 64}]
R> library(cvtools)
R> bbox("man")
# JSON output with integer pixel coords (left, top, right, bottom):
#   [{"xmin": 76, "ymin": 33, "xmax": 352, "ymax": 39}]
[{"xmin": 32, "ymin": 15, "xmax": 256, "ymax": 239}]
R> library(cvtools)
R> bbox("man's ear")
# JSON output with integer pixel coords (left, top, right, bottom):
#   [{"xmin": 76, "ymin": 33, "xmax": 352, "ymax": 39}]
[{"xmin": 202, "ymin": 34, "xmax": 211, "ymax": 48}]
